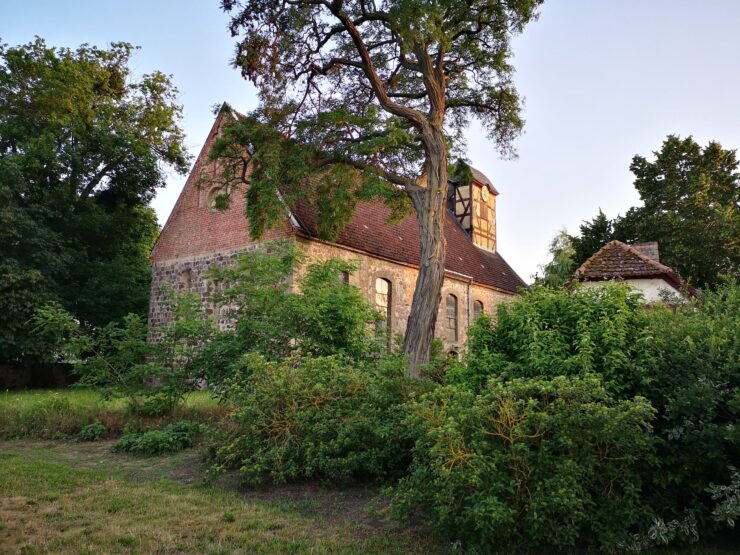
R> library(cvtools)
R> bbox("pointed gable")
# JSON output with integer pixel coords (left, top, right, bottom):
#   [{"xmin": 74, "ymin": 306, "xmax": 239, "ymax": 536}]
[{"xmin": 151, "ymin": 109, "xmax": 292, "ymax": 263}]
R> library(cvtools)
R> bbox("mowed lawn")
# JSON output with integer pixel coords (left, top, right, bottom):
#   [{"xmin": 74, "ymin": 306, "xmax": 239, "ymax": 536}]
[{"xmin": 0, "ymin": 440, "xmax": 432, "ymax": 554}]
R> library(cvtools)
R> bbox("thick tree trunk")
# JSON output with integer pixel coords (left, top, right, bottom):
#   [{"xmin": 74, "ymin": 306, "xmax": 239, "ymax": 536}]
[{"xmin": 403, "ymin": 129, "xmax": 448, "ymax": 378}]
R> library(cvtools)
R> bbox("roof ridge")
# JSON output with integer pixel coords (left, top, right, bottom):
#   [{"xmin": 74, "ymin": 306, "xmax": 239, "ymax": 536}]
[
  {"xmin": 617, "ymin": 241, "xmax": 672, "ymax": 273},
  {"xmin": 573, "ymin": 240, "xmax": 696, "ymax": 297}
]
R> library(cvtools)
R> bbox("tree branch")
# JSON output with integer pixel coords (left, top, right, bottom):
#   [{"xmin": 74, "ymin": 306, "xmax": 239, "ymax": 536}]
[{"xmin": 329, "ymin": 5, "xmax": 427, "ymax": 127}]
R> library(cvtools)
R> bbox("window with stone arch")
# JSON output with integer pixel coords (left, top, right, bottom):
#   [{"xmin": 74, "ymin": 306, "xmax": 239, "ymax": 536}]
[
  {"xmin": 375, "ymin": 278, "xmax": 392, "ymax": 345},
  {"xmin": 473, "ymin": 299, "xmax": 484, "ymax": 319},
  {"xmin": 446, "ymin": 294, "xmax": 458, "ymax": 342}
]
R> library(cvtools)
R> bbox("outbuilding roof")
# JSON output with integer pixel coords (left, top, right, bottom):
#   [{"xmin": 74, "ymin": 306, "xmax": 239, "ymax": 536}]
[{"xmin": 573, "ymin": 240, "xmax": 696, "ymax": 296}]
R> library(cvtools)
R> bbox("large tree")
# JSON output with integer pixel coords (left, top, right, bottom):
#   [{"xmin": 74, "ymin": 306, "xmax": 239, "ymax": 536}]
[
  {"xmin": 568, "ymin": 136, "xmax": 739, "ymax": 289},
  {"xmin": 216, "ymin": 0, "xmax": 542, "ymax": 375},
  {"xmin": 0, "ymin": 39, "xmax": 189, "ymax": 364}
]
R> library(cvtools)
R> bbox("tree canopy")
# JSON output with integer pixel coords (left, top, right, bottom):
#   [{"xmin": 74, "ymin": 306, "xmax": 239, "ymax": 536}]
[
  {"xmin": 541, "ymin": 136, "xmax": 739, "ymax": 289},
  {"xmin": 0, "ymin": 39, "xmax": 189, "ymax": 364},
  {"xmin": 216, "ymin": 0, "xmax": 542, "ymax": 373}
]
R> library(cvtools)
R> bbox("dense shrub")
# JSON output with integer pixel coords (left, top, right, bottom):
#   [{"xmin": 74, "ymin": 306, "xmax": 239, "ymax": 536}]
[
  {"xmin": 200, "ymin": 242, "xmax": 381, "ymax": 382},
  {"xmin": 114, "ymin": 420, "xmax": 201, "ymax": 455},
  {"xmin": 451, "ymin": 284, "xmax": 651, "ymax": 394},
  {"xmin": 75, "ymin": 422, "xmax": 107, "ymax": 441},
  {"xmin": 450, "ymin": 282, "xmax": 739, "ymax": 542},
  {"xmin": 392, "ymin": 375, "xmax": 655, "ymax": 552},
  {"xmin": 207, "ymin": 353, "xmax": 424, "ymax": 484}
]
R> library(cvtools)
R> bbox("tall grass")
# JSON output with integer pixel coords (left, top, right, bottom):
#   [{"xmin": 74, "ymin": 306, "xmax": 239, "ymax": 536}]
[{"xmin": 0, "ymin": 388, "xmax": 225, "ymax": 439}]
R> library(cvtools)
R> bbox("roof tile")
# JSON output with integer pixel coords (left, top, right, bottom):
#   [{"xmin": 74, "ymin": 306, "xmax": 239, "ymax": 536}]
[{"xmin": 291, "ymin": 198, "xmax": 526, "ymax": 293}]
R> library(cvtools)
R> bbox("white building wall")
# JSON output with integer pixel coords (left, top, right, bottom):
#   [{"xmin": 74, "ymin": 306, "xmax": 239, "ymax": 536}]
[{"xmin": 581, "ymin": 278, "xmax": 684, "ymax": 303}]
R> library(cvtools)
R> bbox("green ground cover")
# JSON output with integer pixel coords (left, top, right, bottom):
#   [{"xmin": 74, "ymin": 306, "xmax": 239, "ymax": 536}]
[
  {"xmin": 0, "ymin": 440, "xmax": 431, "ymax": 554},
  {"xmin": 0, "ymin": 389, "xmax": 224, "ymax": 439}
]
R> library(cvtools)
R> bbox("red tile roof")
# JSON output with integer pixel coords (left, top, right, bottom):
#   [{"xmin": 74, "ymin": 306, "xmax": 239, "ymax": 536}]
[
  {"xmin": 573, "ymin": 240, "xmax": 696, "ymax": 296},
  {"xmin": 290, "ymin": 198, "xmax": 526, "ymax": 293}
]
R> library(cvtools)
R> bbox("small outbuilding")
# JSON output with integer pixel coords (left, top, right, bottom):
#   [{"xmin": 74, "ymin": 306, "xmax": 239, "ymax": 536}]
[{"xmin": 572, "ymin": 241, "xmax": 696, "ymax": 302}]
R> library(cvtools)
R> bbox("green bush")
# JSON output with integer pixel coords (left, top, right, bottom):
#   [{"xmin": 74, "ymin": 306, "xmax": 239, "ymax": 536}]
[
  {"xmin": 33, "ymin": 295, "xmax": 213, "ymax": 415},
  {"xmin": 392, "ymin": 375, "xmax": 654, "ymax": 552},
  {"xmin": 451, "ymin": 284, "xmax": 651, "ymax": 394},
  {"xmin": 207, "ymin": 353, "xmax": 424, "ymax": 484},
  {"xmin": 75, "ymin": 422, "xmax": 108, "ymax": 441},
  {"xmin": 453, "ymin": 281, "xmax": 740, "ymax": 541},
  {"xmin": 113, "ymin": 420, "xmax": 201, "ymax": 455},
  {"xmin": 201, "ymin": 241, "xmax": 381, "ymax": 382}
]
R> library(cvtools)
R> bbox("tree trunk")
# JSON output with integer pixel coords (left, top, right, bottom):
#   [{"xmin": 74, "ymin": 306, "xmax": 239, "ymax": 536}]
[{"xmin": 403, "ymin": 129, "xmax": 448, "ymax": 378}]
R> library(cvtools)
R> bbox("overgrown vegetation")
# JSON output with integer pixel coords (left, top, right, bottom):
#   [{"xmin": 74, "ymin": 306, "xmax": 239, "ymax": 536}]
[
  {"xmin": 206, "ymin": 353, "xmax": 424, "ymax": 485},
  {"xmin": 0, "ymin": 389, "xmax": 222, "ymax": 440},
  {"xmin": 114, "ymin": 420, "xmax": 201, "ymax": 455},
  {"xmin": 203, "ymin": 277, "xmax": 737, "ymax": 551},
  {"xmin": 393, "ymin": 375, "xmax": 655, "ymax": 551},
  {"xmin": 32, "ymin": 292, "xmax": 212, "ymax": 416},
  {"xmin": 13, "ymin": 243, "xmax": 740, "ymax": 552}
]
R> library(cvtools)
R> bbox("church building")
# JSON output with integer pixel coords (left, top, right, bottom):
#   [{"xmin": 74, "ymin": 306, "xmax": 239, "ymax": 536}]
[{"xmin": 148, "ymin": 111, "xmax": 526, "ymax": 353}]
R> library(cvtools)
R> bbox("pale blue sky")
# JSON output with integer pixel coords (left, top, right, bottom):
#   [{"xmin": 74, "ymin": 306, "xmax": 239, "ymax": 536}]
[{"xmin": 2, "ymin": 1, "xmax": 739, "ymax": 281}]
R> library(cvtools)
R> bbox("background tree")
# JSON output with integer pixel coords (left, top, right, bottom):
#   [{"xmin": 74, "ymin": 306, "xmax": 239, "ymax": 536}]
[
  {"xmin": 536, "ymin": 229, "xmax": 576, "ymax": 288},
  {"xmin": 570, "ymin": 209, "xmax": 615, "ymax": 266},
  {"xmin": 568, "ymin": 136, "xmax": 739, "ymax": 288},
  {"xmin": 216, "ymin": 0, "xmax": 542, "ymax": 375},
  {"xmin": 0, "ymin": 39, "xmax": 189, "ymax": 364}
]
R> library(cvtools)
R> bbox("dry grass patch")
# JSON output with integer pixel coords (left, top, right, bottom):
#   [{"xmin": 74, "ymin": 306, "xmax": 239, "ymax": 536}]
[{"xmin": 0, "ymin": 444, "xmax": 433, "ymax": 554}]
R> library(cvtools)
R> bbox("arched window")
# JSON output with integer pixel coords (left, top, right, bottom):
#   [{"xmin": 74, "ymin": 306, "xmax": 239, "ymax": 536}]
[
  {"xmin": 180, "ymin": 269, "xmax": 192, "ymax": 290},
  {"xmin": 473, "ymin": 300, "xmax": 484, "ymax": 318},
  {"xmin": 446, "ymin": 294, "xmax": 458, "ymax": 342},
  {"xmin": 375, "ymin": 278, "xmax": 392, "ymax": 345}
]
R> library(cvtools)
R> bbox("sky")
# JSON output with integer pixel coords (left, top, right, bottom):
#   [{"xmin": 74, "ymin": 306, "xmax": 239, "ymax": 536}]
[{"xmin": 2, "ymin": 0, "xmax": 740, "ymax": 281}]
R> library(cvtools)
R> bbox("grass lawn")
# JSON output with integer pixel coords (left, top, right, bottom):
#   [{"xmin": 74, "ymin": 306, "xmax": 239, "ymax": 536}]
[
  {"xmin": 0, "ymin": 388, "xmax": 218, "ymax": 410},
  {"xmin": 0, "ymin": 440, "xmax": 433, "ymax": 554},
  {"xmin": 0, "ymin": 388, "xmax": 225, "ymax": 439}
]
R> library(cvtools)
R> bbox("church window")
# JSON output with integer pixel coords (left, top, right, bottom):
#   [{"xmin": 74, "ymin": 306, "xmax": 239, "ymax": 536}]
[
  {"xmin": 473, "ymin": 300, "xmax": 484, "ymax": 318},
  {"xmin": 375, "ymin": 278, "xmax": 392, "ymax": 345},
  {"xmin": 207, "ymin": 186, "xmax": 229, "ymax": 212},
  {"xmin": 180, "ymin": 269, "xmax": 192, "ymax": 290},
  {"xmin": 446, "ymin": 294, "xmax": 458, "ymax": 342}
]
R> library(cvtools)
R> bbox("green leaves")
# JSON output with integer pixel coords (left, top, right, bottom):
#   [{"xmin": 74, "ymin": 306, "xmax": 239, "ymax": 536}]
[
  {"xmin": 206, "ymin": 353, "xmax": 419, "ymax": 485},
  {"xmin": 394, "ymin": 374, "xmax": 654, "ymax": 551},
  {"xmin": 449, "ymin": 280, "xmax": 740, "ymax": 544},
  {"xmin": 0, "ymin": 38, "xmax": 189, "ymax": 364},
  {"xmin": 205, "ymin": 240, "xmax": 380, "ymax": 364}
]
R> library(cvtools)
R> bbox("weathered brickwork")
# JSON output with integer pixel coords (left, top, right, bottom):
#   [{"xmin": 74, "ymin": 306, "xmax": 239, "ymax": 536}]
[
  {"xmin": 151, "ymin": 113, "xmax": 291, "ymax": 264},
  {"xmin": 149, "ymin": 247, "xmax": 243, "ymax": 338}
]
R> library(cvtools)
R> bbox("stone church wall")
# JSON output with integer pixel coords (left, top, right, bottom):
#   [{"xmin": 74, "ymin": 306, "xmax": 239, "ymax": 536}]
[
  {"xmin": 149, "ymin": 236, "xmax": 515, "ymax": 351},
  {"xmin": 296, "ymin": 236, "xmax": 515, "ymax": 352}
]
